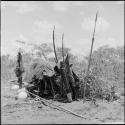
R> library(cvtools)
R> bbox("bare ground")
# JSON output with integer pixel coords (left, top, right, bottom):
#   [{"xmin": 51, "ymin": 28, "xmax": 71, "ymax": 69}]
[{"xmin": 1, "ymin": 81, "xmax": 124, "ymax": 124}]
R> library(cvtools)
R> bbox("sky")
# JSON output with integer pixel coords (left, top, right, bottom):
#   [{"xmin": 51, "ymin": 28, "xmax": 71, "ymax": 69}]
[{"xmin": 1, "ymin": 1, "xmax": 124, "ymax": 57}]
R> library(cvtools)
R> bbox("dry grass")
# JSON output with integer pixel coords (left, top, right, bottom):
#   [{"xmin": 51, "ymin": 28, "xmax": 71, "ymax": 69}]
[{"xmin": 1, "ymin": 45, "xmax": 124, "ymax": 124}]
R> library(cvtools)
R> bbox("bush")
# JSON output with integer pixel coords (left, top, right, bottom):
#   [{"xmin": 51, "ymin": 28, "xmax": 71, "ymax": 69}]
[{"xmin": 1, "ymin": 44, "xmax": 124, "ymax": 101}]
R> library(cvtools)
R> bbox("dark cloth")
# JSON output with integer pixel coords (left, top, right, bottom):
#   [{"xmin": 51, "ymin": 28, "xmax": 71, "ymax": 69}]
[
  {"xmin": 60, "ymin": 62, "xmax": 71, "ymax": 94},
  {"xmin": 15, "ymin": 66, "xmax": 24, "ymax": 77},
  {"xmin": 18, "ymin": 76, "xmax": 22, "ymax": 88},
  {"xmin": 26, "ymin": 75, "xmax": 39, "ymax": 93},
  {"xmin": 17, "ymin": 52, "xmax": 24, "ymax": 72},
  {"xmin": 51, "ymin": 73, "xmax": 62, "ymax": 94},
  {"xmin": 60, "ymin": 58, "xmax": 80, "ymax": 99},
  {"xmin": 15, "ymin": 51, "xmax": 24, "ymax": 89},
  {"xmin": 17, "ymin": 52, "xmax": 22, "ymax": 63},
  {"xmin": 38, "ymin": 75, "xmax": 53, "ymax": 97},
  {"xmin": 54, "ymin": 66, "xmax": 60, "ymax": 74},
  {"xmin": 68, "ymin": 70, "xmax": 80, "ymax": 99},
  {"xmin": 30, "ymin": 75, "xmax": 39, "ymax": 86},
  {"xmin": 72, "ymin": 71, "xmax": 79, "ymax": 82}
]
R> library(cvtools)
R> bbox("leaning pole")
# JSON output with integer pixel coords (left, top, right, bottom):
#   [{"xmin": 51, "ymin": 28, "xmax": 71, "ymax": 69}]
[{"xmin": 83, "ymin": 11, "xmax": 99, "ymax": 103}]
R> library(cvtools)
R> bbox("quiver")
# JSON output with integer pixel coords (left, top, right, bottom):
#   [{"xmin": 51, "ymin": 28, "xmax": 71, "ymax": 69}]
[{"xmin": 14, "ymin": 66, "xmax": 24, "ymax": 77}]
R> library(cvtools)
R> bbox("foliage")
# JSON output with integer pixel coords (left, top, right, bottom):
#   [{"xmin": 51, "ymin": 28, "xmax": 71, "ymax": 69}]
[
  {"xmin": 1, "ymin": 55, "xmax": 16, "ymax": 82},
  {"xmin": 32, "ymin": 43, "xmax": 53, "ymax": 60},
  {"xmin": 82, "ymin": 45, "xmax": 124, "ymax": 98},
  {"xmin": 1, "ymin": 43, "xmax": 124, "ymax": 99}
]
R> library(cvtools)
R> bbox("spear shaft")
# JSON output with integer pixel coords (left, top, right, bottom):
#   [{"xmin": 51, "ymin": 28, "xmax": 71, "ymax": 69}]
[
  {"xmin": 62, "ymin": 33, "xmax": 64, "ymax": 62},
  {"xmin": 87, "ymin": 12, "xmax": 98, "ymax": 74},
  {"xmin": 53, "ymin": 26, "xmax": 58, "ymax": 64},
  {"xmin": 27, "ymin": 90, "xmax": 87, "ymax": 119},
  {"xmin": 83, "ymin": 12, "xmax": 98, "ymax": 102}
]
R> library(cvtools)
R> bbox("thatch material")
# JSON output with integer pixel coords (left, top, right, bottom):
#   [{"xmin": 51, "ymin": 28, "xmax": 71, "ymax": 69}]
[{"xmin": 24, "ymin": 60, "xmax": 54, "ymax": 82}]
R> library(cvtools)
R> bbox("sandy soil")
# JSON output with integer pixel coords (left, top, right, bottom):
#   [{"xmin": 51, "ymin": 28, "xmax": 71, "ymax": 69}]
[{"xmin": 1, "ymin": 81, "xmax": 124, "ymax": 124}]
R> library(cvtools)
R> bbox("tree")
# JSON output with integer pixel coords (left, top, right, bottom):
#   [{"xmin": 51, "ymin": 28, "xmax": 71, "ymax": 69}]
[
  {"xmin": 84, "ymin": 45, "xmax": 124, "ymax": 82},
  {"xmin": 32, "ymin": 43, "xmax": 53, "ymax": 60},
  {"xmin": 56, "ymin": 47, "xmax": 77, "ymax": 62}
]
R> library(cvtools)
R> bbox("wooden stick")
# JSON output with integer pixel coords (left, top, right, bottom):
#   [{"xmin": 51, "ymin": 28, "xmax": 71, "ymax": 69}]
[
  {"xmin": 83, "ymin": 12, "xmax": 98, "ymax": 103},
  {"xmin": 53, "ymin": 26, "xmax": 58, "ymax": 64},
  {"xmin": 27, "ymin": 90, "xmax": 87, "ymax": 119},
  {"xmin": 61, "ymin": 33, "xmax": 64, "ymax": 95},
  {"xmin": 62, "ymin": 33, "xmax": 64, "ymax": 62}
]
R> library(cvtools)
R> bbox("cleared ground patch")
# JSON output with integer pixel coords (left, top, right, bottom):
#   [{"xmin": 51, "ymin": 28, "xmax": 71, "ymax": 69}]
[{"xmin": 1, "ymin": 81, "xmax": 124, "ymax": 124}]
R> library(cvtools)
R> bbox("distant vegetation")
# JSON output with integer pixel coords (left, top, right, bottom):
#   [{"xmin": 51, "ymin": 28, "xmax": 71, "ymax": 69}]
[{"xmin": 1, "ymin": 42, "xmax": 124, "ymax": 95}]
